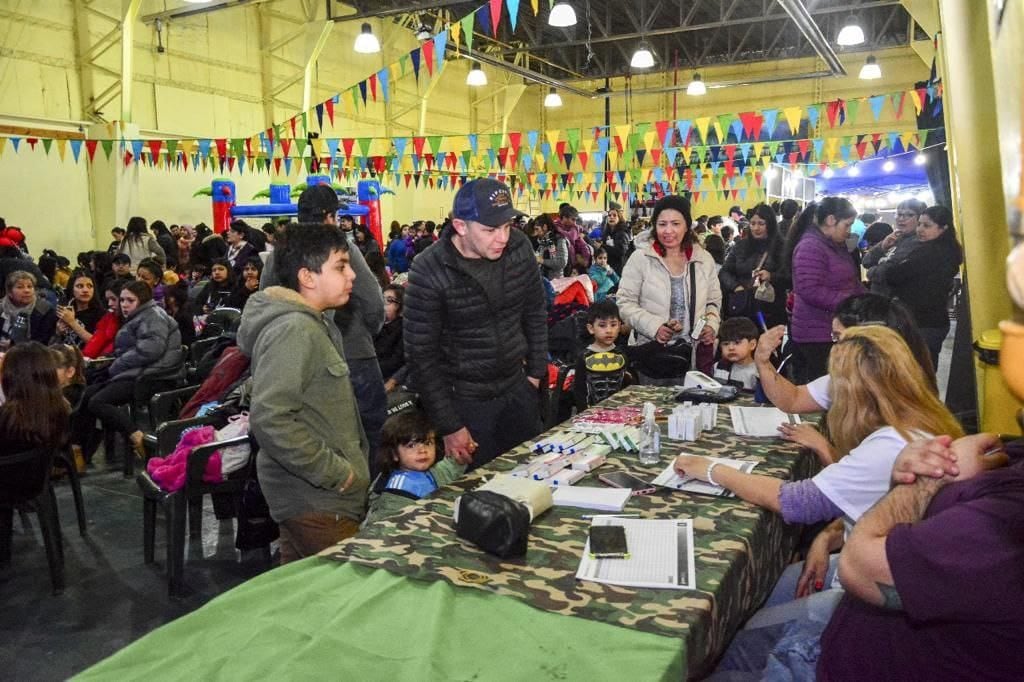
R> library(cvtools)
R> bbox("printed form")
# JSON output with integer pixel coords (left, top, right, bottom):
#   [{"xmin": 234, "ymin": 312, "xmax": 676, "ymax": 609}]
[{"xmin": 576, "ymin": 517, "xmax": 696, "ymax": 590}]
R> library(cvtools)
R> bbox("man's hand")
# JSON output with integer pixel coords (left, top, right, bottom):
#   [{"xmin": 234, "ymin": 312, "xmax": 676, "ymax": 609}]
[
  {"xmin": 950, "ymin": 433, "xmax": 1008, "ymax": 482},
  {"xmin": 383, "ymin": 378, "xmax": 398, "ymax": 393},
  {"xmin": 891, "ymin": 436, "xmax": 959, "ymax": 485},
  {"xmin": 697, "ymin": 324, "xmax": 716, "ymax": 345},
  {"xmin": 337, "ymin": 470, "xmax": 355, "ymax": 493},
  {"xmin": 526, "ymin": 376, "xmax": 540, "ymax": 389},
  {"xmin": 755, "ymin": 325, "xmax": 786, "ymax": 364},
  {"xmin": 444, "ymin": 427, "xmax": 479, "ymax": 465}
]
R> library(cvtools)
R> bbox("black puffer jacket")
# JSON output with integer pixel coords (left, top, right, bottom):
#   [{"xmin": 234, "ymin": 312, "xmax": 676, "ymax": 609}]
[
  {"xmin": 109, "ymin": 300, "xmax": 184, "ymax": 380},
  {"xmin": 404, "ymin": 226, "xmax": 548, "ymax": 436},
  {"xmin": 883, "ymin": 234, "xmax": 962, "ymax": 328}
]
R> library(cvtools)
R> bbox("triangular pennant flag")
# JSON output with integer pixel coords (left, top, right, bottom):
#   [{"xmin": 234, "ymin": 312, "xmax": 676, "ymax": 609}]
[
  {"xmin": 368, "ymin": 73, "xmax": 378, "ymax": 101},
  {"xmin": 868, "ymin": 95, "xmax": 885, "ymax": 121},
  {"xmin": 489, "ymin": 132, "xmax": 504, "ymax": 152},
  {"xmin": 488, "ymin": 0, "xmax": 502, "ymax": 35},
  {"xmin": 805, "ymin": 104, "xmax": 820, "ymax": 130},
  {"xmin": 845, "ymin": 98, "xmax": 860, "ymax": 124},
  {"xmin": 506, "ymin": 0, "xmax": 521, "ymax": 30},
  {"xmin": 467, "ymin": 133, "xmax": 479, "ymax": 156},
  {"xmin": 432, "ymin": 30, "xmax": 448, "ymax": 69},
  {"xmin": 422, "ymin": 39, "xmax": 435, "ymax": 77},
  {"xmin": 377, "ymin": 67, "xmax": 390, "ymax": 102},
  {"xmin": 461, "ymin": 14, "xmax": 475, "ymax": 52},
  {"xmin": 411, "ymin": 48, "xmax": 422, "ymax": 81},
  {"xmin": 55, "ymin": 138, "xmax": 68, "ymax": 161},
  {"xmin": 325, "ymin": 97, "xmax": 335, "ymax": 126},
  {"xmin": 394, "ymin": 137, "xmax": 408, "ymax": 159},
  {"xmin": 729, "ymin": 119, "xmax": 744, "ymax": 142},
  {"xmin": 762, "ymin": 109, "xmax": 779, "ymax": 139},
  {"xmin": 41, "ymin": 138, "xmax": 53, "ymax": 155},
  {"xmin": 566, "ymin": 128, "xmax": 581, "ymax": 153},
  {"xmin": 714, "ymin": 114, "xmax": 733, "ymax": 142},
  {"xmin": 782, "ymin": 107, "xmax": 803, "ymax": 134},
  {"xmin": 428, "ymin": 135, "xmax": 443, "ymax": 156},
  {"xmin": 675, "ymin": 119, "xmax": 692, "ymax": 145},
  {"xmin": 526, "ymin": 130, "xmax": 539, "ymax": 152},
  {"xmin": 315, "ymin": 102, "xmax": 324, "ymax": 130},
  {"xmin": 357, "ymin": 137, "xmax": 372, "ymax": 158},
  {"xmin": 358, "ymin": 80, "xmax": 368, "ymax": 105},
  {"xmin": 130, "ymin": 139, "xmax": 144, "ymax": 159},
  {"xmin": 84, "ymin": 139, "xmax": 97, "ymax": 162},
  {"xmin": 825, "ymin": 100, "xmax": 843, "ymax": 128},
  {"xmin": 654, "ymin": 120, "xmax": 672, "ymax": 148},
  {"xmin": 693, "ymin": 117, "xmax": 711, "ymax": 145},
  {"xmin": 891, "ymin": 91, "xmax": 906, "ymax": 119}
]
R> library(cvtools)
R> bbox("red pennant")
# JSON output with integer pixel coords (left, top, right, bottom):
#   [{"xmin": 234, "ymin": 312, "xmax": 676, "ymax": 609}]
[
  {"xmin": 497, "ymin": 147, "xmax": 509, "ymax": 170},
  {"xmin": 855, "ymin": 141, "xmax": 868, "ymax": 159},
  {"xmin": 825, "ymin": 100, "xmax": 843, "ymax": 128},
  {"xmin": 578, "ymin": 152, "xmax": 588, "ymax": 170},
  {"xmin": 614, "ymin": 134, "xmax": 625, "ymax": 155},
  {"xmin": 424, "ymin": 153, "xmax": 435, "ymax": 170},
  {"xmin": 341, "ymin": 138, "xmax": 355, "ymax": 158},
  {"xmin": 228, "ymin": 157, "xmax": 236, "ymax": 172},
  {"xmin": 289, "ymin": 117, "xmax": 298, "ymax": 138},
  {"xmin": 489, "ymin": 0, "xmax": 502, "ymax": 35},
  {"xmin": 325, "ymin": 99, "xmax": 335, "ymax": 126},
  {"xmin": 368, "ymin": 74, "xmax": 378, "ymax": 101},
  {"xmin": 723, "ymin": 144, "xmax": 737, "ymax": 161},
  {"xmin": 508, "ymin": 131, "xmax": 522, "ymax": 152},
  {"xmin": 281, "ymin": 138, "xmax": 292, "ymax": 157},
  {"xmin": 85, "ymin": 140, "xmax": 98, "ymax": 162},
  {"xmin": 26, "ymin": 137, "xmax": 38, "ymax": 150},
  {"xmin": 654, "ymin": 120, "xmax": 671, "ymax": 147},
  {"xmin": 124, "ymin": 150, "xmax": 133, "ymax": 166},
  {"xmin": 273, "ymin": 158, "xmax": 282, "ymax": 174},
  {"xmin": 421, "ymin": 40, "xmax": 435, "ymax": 76},
  {"xmin": 650, "ymin": 148, "xmax": 661, "ymax": 166},
  {"xmin": 724, "ymin": 160, "xmax": 735, "ymax": 177},
  {"xmin": 412, "ymin": 137, "xmax": 426, "ymax": 157},
  {"xmin": 797, "ymin": 139, "xmax": 811, "ymax": 158},
  {"xmin": 147, "ymin": 139, "xmax": 163, "ymax": 159},
  {"xmin": 215, "ymin": 138, "xmax": 227, "ymax": 159}
]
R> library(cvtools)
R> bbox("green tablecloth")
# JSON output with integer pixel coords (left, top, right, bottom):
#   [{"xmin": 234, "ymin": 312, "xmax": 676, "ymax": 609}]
[{"xmin": 78, "ymin": 560, "xmax": 684, "ymax": 680}]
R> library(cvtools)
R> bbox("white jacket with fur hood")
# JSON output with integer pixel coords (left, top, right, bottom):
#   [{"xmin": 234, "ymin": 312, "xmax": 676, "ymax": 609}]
[{"xmin": 617, "ymin": 240, "xmax": 722, "ymax": 347}]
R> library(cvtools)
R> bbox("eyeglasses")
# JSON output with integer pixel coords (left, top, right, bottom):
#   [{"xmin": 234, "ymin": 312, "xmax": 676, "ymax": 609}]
[
  {"xmin": 384, "ymin": 297, "xmax": 399, "ymax": 304},
  {"xmin": 830, "ymin": 331, "xmax": 842, "ymax": 342},
  {"xmin": 896, "ymin": 212, "xmax": 918, "ymax": 219}
]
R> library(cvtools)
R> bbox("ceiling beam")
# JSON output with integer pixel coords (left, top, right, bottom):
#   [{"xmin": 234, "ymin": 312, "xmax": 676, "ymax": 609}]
[
  {"xmin": 140, "ymin": 0, "xmax": 270, "ymax": 24},
  {"xmin": 492, "ymin": 1, "xmax": 902, "ymax": 56},
  {"xmin": 328, "ymin": 0, "xmax": 471, "ymax": 22}
]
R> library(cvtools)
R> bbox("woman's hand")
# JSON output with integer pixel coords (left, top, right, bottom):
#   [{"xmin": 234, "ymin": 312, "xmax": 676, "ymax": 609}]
[
  {"xmin": 880, "ymin": 232, "xmax": 899, "ymax": 250},
  {"xmin": 778, "ymin": 423, "xmax": 836, "ymax": 464},
  {"xmin": 796, "ymin": 529, "xmax": 835, "ymax": 598},
  {"xmin": 754, "ymin": 269, "xmax": 771, "ymax": 283},
  {"xmin": 56, "ymin": 307, "xmax": 76, "ymax": 324},
  {"xmin": 383, "ymin": 378, "xmax": 398, "ymax": 393},
  {"xmin": 755, "ymin": 325, "xmax": 786, "ymax": 364},
  {"xmin": 244, "ymin": 276, "xmax": 259, "ymax": 291},
  {"xmin": 698, "ymin": 324, "xmax": 715, "ymax": 345},
  {"xmin": 673, "ymin": 454, "xmax": 712, "ymax": 481},
  {"xmin": 655, "ymin": 319, "xmax": 682, "ymax": 344},
  {"xmin": 733, "ymin": 285, "xmax": 745, "ymax": 293}
]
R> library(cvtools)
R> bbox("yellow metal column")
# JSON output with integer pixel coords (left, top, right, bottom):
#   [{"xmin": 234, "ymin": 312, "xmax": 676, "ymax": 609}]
[{"xmin": 936, "ymin": 0, "xmax": 1021, "ymax": 428}]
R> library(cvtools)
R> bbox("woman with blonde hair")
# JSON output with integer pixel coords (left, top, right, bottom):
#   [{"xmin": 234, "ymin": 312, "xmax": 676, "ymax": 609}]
[{"xmin": 676, "ymin": 325, "xmax": 964, "ymax": 676}]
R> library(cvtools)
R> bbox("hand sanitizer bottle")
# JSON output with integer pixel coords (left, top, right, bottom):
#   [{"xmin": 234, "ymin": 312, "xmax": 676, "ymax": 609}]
[{"xmin": 639, "ymin": 402, "xmax": 661, "ymax": 465}]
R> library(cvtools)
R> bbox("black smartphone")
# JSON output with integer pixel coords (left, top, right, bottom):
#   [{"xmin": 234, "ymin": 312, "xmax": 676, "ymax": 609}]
[
  {"xmin": 598, "ymin": 471, "xmax": 657, "ymax": 495},
  {"xmin": 588, "ymin": 525, "xmax": 629, "ymax": 559}
]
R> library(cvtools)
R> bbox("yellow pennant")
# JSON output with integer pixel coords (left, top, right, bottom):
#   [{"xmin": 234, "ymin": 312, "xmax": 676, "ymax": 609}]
[
  {"xmin": 825, "ymin": 137, "xmax": 841, "ymax": 162},
  {"xmin": 693, "ymin": 117, "xmax": 710, "ymax": 145},
  {"xmin": 56, "ymin": 138, "xmax": 68, "ymax": 161},
  {"xmin": 782, "ymin": 107, "xmax": 803, "ymax": 134},
  {"xmin": 545, "ymin": 129, "xmax": 560, "ymax": 149}
]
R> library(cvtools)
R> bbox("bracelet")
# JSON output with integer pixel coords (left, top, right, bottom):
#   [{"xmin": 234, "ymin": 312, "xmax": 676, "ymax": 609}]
[{"xmin": 706, "ymin": 461, "xmax": 721, "ymax": 487}]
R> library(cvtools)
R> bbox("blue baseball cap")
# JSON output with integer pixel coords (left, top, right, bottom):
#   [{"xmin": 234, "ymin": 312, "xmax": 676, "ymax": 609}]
[{"xmin": 452, "ymin": 179, "xmax": 525, "ymax": 227}]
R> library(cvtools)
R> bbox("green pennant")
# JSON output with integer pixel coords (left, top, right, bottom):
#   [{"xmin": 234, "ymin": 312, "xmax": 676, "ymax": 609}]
[
  {"xmin": 845, "ymin": 99, "xmax": 860, "ymax": 124},
  {"xmin": 399, "ymin": 54, "xmax": 409, "ymax": 76},
  {"xmin": 716, "ymin": 114, "xmax": 734, "ymax": 141},
  {"xmin": 274, "ymin": 124, "xmax": 284, "ymax": 142},
  {"xmin": 100, "ymin": 139, "xmax": 114, "ymax": 159},
  {"xmin": 294, "ymin": 138, "xmax": 308, "ymax": 158},
  {"xmin": 634, "ymin": 121, "xmax": 650, "ymax": 139},
  {"xmin": 461, "ymin": 14, "xmax": 475, "ymax": 52},
  {"xmin": 350, "ymin": 86, "xmax": 360, "ymax": 111},
  {"xmin": 627, "ymin": 132, "xmax": 640, "ymax": 152},
  {"xmin": 165, "ymin": 139, "xmax": 179, "ymax": 158},
  {"xmin": 42, "ymin": 138, "xmax": 53, "ymax": 155},
  {"xmin": 460, "ymin": 149, "xmax": 472, "ymax": 168},
  {"xmin": 300, "ymin": 112, "xmax": 308, "ymax": 136},
  {"xmin": 566, "ymin": 128, "xmax": 581, "ymax": 153},
  {"xmin": 767, "ymin": 141, "xmax": 781, "ymax": 157},
  {"xmin": 919, "ymin": 129, "xmax": 929, "ymax": 147},
  {"xmin": 357, "ymin": 137, "xmax": 373, "ymax": 158},
  {"xmin": 428, "ymin": 135, "xmax": 443, "ymax": 156},
  {"xmin": 628, "ymin": 167, "xmax": 642, "ymax": 184},
  {"xmin": 488, "ymin": 133, "xmax": 503, "ymax": 152}
]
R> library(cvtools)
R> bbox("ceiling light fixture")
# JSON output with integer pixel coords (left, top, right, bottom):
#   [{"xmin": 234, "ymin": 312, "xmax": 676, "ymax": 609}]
[
  {"xmin": 836, "ymin": 15, "xmax": 865, "ymax": 46},
  {"xmin": 882, "ymin": 159, "xmax": 896, "ymax": 172},
  {"xmin": 354, "ymin": 23, "xmax": 381, "ymax": 54},
  {"xmin": 548, "ymin": 2, "xmax": 577, "ymax": 27},
  {"xmin": 822, "ymin": 168, "xmax": 835, "ymax": 179},
  {"xmin": 848, "ymin": 165, "xmax": 860, "ymax": 177},
  {"xmin": 466, "ymin": 62, "xmax": 487, "ymax": 87},
  {"xmin": 858, "ymin": 55, "xmax": 881, "ymax": 80},
  {"xmin": 544, "ymin": 87, "xmax": 563, "ymax": 107},
  {"xmin": 914, "ymin": 153, "xmax": 927, "ymax": 165},
  {"xmin": 686, "ymin": 72, "xmax": 706, "ymax": 96},
  {"xmin": 630, "ymin": 42, "xmax": 655, "ymax": 69}
]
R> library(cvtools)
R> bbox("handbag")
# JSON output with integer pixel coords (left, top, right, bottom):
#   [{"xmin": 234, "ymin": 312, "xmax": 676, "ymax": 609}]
[
  {"xmin": 633, "ymin": 338, "xmax": 693, "ymax": 380},
  {"xmin": 215, "ymin": 412, "xmax": 251, "ymax": 476},
  {"xmin": 754, "ymin": 280, "xmax": 776, "ymax": 303},
  {"xmin": 454, "ymin": 490, "xmax": 531, "ymax": 558}
]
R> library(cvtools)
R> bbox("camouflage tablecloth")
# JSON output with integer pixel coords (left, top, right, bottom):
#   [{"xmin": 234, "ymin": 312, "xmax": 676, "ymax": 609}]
[{"xmin": 325, "ymin": 387, "xmax": 816, "ymax": 676}]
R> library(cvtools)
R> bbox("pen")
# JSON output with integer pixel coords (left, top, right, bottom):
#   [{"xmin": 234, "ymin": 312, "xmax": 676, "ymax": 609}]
[
  {"xmin": 581, "ymin": 514, "xmax": 640, "ymax": 520},
  {"xmin": 983, "ymin": 446, "xmax": 1005, "ymax": 457}
]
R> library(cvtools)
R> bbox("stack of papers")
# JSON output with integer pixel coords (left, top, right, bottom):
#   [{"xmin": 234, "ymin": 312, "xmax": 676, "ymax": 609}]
[
  {"xmin": 474, "ymin": 475, "xmax": 553, "ymax": 521},
  {"xmin": 576, "ymin": 517, "xmax": 696, "ymax": 590},
  {"xmin": 729, "ymin": 406, "xmax": 801, "ymax": 437},
  {"xmin": 651, "ymin": 458, "xmax": 759, "ymax": 497},
  {"xmin": 552, "ymin": 486, "xmax": 632, "ymax": 512}
]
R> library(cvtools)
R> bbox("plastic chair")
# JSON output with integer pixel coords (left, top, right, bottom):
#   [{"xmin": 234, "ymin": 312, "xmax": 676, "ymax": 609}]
[
  {"xmin": 119, "ymin": 359, "xmax": 189, "ymax": 478},
  {"xmin": 0, "ymin": 446, "xmax": 64, "ymax": 595},
  {"xmin": 52, "ymin": 446, "xmax": 87, "ymax": 536},
  {"xmin": 137, "ymin": 416, "xmax": 253, "ymax": 596}
]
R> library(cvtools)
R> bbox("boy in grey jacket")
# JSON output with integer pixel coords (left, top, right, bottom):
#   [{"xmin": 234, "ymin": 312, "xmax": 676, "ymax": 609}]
[{"xmin": 237, "ymin": 223, "xmax": 370, "ymax": 563}]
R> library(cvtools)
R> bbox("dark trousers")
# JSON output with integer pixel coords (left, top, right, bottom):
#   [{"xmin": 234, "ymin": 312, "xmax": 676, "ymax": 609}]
[
  {"xmin": 82, "ymin": 379, "xmax": 137, "ymax": 435},
  {"xmin": 792, "ymin": 341, "xmax": 833, "ymax": 385},
  {"xmin": 919, "ymin": 323, "xmax": 950, "ymax": 372},
  {"xmin": 455, "ymin": 377, "xmax": 543, "ymax": 471},
  {"xmin": 347, "ymin": 357, "xmax": 388, "ymax": 479}
]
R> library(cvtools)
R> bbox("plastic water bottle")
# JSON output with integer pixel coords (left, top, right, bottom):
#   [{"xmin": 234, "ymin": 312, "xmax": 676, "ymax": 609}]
[{"xmin": 639, "ymin": 402, "xmax": 661, "ymax": 465}]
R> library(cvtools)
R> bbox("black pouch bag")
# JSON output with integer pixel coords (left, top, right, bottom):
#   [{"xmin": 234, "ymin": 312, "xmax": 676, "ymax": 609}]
[
  {"xmin": 455, "ymin": 490, "xmax": 530, "ymax": 558},
  {"xmin": 632, "ymin": 338, "xmax": 693, "ymax": 380}
]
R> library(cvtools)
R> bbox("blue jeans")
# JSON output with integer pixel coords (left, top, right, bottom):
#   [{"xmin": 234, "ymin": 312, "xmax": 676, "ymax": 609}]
[
  {"xmin": 710, "ymin": 556, "xmax": 842, "ymax": 680},
  {"xmin": 346, "ymin": 357, "xmax": 388, "ymax": 480}
]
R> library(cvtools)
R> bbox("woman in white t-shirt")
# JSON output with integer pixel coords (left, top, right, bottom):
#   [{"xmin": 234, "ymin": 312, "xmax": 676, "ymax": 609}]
[
  {"xmin": 755, "ymin": 293, "xmax": 938, "ymax": 464},
  {"xmin": 674, "ymin": 326, "xmax": 963, "ymax": 674}
]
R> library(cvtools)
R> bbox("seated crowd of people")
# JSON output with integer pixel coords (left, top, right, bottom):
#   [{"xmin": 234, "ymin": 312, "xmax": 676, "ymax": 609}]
[{"xmin": 0, "ymin": 178, "xmax": 1020, "ymax": 679}]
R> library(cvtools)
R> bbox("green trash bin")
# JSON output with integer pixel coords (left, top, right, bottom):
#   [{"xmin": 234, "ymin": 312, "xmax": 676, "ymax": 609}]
[{"xmin": 973, "ymin": 329, "xmax": 1023, "ymax": 435}]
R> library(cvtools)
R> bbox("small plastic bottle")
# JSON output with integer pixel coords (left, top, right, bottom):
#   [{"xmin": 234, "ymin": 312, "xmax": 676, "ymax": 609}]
[{"xmin": 639, "ymin": 402, "xmax": 661, "ymax": 465}]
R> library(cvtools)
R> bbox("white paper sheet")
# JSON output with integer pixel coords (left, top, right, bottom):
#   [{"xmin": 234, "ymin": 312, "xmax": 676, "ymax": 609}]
[
  {"xmin": 729, "ymin": 406, "xmax": 801, "ymax": 437},
  {"xmin": 576, "ymin": 517, "xmax": 696, "ymax": 590},
  {"xmin": 552, "ymin": 486, "xmax": 632, "ymax": 512},
  {"xmin": 650, "ymin": 458, "xmax": 759, "ymax": 497}
]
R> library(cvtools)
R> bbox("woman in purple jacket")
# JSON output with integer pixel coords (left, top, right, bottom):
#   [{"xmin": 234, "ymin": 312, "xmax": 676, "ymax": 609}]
[{"xmin": 783, "ymin": 198, "xmax": 865, "ymax": 382}]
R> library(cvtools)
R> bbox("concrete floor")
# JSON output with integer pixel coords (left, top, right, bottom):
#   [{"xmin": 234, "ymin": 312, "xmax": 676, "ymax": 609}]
[{"xmin": 0, "ymin": 446, "xmax": 273, "ymax": 681}]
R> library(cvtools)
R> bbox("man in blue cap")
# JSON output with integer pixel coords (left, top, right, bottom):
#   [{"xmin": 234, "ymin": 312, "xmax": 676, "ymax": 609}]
[{"xmin": 404, "ymin": 178, "xmax": 547, "ymax": 468}]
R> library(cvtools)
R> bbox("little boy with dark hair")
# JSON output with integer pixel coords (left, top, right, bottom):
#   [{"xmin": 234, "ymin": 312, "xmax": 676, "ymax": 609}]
[
  {"xmin": 111, "ymin": 253, "xmax": 132, "ymax": 279},
  {"xmin": 572, "ymin": 300, "xmax": 634, "ymax": 412},
  {"xmin": 714, "ymin": 317, "xmax": 759, "ymax": 390},
  {"xmin": 236, "ymin": 222, "xmax": 370, "ymax": 563}
]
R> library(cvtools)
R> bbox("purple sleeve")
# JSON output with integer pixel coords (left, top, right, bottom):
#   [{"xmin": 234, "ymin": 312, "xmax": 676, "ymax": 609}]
[{"xmin": 778, "ymin": 479, "xmax": 845, "ymax": 524}]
